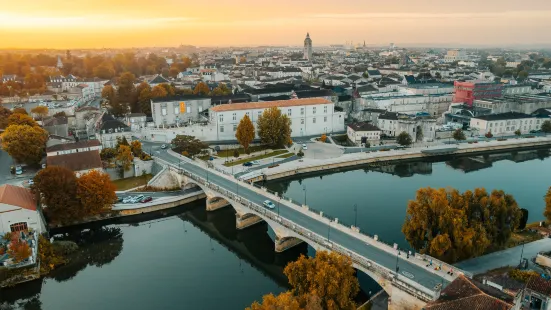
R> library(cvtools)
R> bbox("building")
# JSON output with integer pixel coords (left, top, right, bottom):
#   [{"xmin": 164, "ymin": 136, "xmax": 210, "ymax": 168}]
[
  {"xmin": 358, "ymin": 93, "xmax": 452, "ymax": 116},
  {"xmin": 46, "ymin": 150, "xmax": 103, "ymax": 176},
  {"xmin": 209, "ymin": 98, "xmax": 345, "ymax": 140},
  {"xmin": 42, "ymin": 115, "xmax": 69, "ymax": 137},
  {"xmin": 0, "ymin": 185, "xmax": 45, "ymax": 235},
  {"xmin": 444, "ymin": 49, "xmax": 468, "ymax": 63},
  {"xmin": 522, "ymin": 275, "xmax": 551, "ymax": 309},
  {"xmin": 125, "ymin": 113, "xmax": 147, "ymax": 131},
  {"xmin": 377, "ymin": 111, "xmax": 436, "ymax": 142},
  {"xmin": 453, "ymin": 80, "xmax": 504, "ymax": 106},
  {"xmin": 469, "ymin": 112, "xmax": 543, "ymax": 135},
  {"xmin": 46, "ymin": 140, "xmax": 102, "ymax": 157},
  {"xmin": 346, "ymin": 122, "xmax": 381, "ymax": 146},
  {"xmin": 150, "ymin": 95, "xmax": 211, "ymax": 127},
  {"xmin": 303, "ymin": 33, "xmax": 313, "ymax": 61},
  {"xmin": 96, "ymin": 114, "xmax": 132, "ymax": 148}
]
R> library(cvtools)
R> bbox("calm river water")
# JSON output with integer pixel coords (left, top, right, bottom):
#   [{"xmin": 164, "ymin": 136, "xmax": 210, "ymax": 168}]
[{"xmin": 1, "ymin": 148, "xmax": 549, "ymax": 309}]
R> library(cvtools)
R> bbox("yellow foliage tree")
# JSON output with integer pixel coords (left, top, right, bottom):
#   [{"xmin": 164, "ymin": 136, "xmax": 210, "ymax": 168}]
[
  {"xmin": 257, "ymin": 107, "xmax": 292, "ymax": 147},
  {"xmin": 544, "ymin": 187, "xmax": 551, "ymax": 222},
  {"xmin": 235, "ymin": 114, "xmax": 255, "ymax": 152},
  {"xmin": 8, "ymin": 236, "xmax": 32, "ymax": 263},
  {"xmin": 116, "ymin": 145, "xmax": 134, "ymax": 171},
  {"xmin": 1, "ymin": 124, "xmax": 48, "ymax": 164},
  {"xmin": 31, "ymin": 106, "xmax": 49, "ymax": 120},
  {"xmin": 130, "ymin": 140, "xmax": 143, "ymax": 157},
  {"xmin": 193, "ymin": 82, "xmax": 210, "ymax": 95},
  {"xmin": 151, "ymin": 85, "xmax": 168, "ymax": 98},
  {"xmin": 8, "ymin": 113, "xmax": 38, "ymax": 127},
  {"xmin": 76, "ymin": 170, "xmax": 117, "ymax": 216}
]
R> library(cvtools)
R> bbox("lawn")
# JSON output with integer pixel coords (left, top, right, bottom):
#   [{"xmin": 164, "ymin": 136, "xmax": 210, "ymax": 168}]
[
  {"xmin": 506, "ymin": 230, "xmax": 543, "ymax": 248},
  {"xmin": 223, "ymin": 150, "xmax": 289, "ymax": 167},
  {"xmin": 112, "ymin": 174, "xmax": 152, "ymax": 191},
  {"xmin": 217, "ymin": 145, "xmax": 276, "ymax": 157},
  {"xmin": 276, "ymin": 153, "xmax": 295, "ymax": 159}
]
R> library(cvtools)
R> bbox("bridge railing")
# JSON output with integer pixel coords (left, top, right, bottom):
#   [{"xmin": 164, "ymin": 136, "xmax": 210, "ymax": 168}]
[{"xmin": 174, "ymin": 165, "xmax": 439, "ymax": 302}]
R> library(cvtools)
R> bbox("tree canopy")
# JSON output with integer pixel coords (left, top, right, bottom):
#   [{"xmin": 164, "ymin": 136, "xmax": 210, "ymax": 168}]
[
  {"xmin": 453, "ymin": 129, "xmax": 466, "ymax": 141},
  {"xmin": 76, "ymin": 170, "xmax": 117, "ymax": 216},
  {"xmin": 396, "ymin": 131, "xmax": 412, "ymax": 146},
  {"xmin": 1, "ymin": 124, "xmax": 48, "ymax": 164},
  {"xmin": 210, "ymin": 83, "xmax": 232, "ymax": 96},
  {"xmin": 193, "ymin": 82, "xmax": 210, "ymax": 96},
  {"xmin": 257, "ymin": 107, "xmax": 291, "ymax": 147},
  {"xmin": 544, "ymin": 187, "xmax": 551, "ymax": 222},
  {"xmin": 116, "ymin": 145, "xmax": 134, "ymax": 171},
  {"xmin": 0, "ymin": 106, "xmax": 12, "ymax": 129},
  {"xmin": 542, "ymin": 120, "xmax": 551, "ymax": 133},
  {"xmin": 7, "ymin": 113, "xmax": 38, "ymax": 127},
  {"xmin": 235, "ymin": 114, "xmax": 255, "ymax": 152},
  {"xmin": 402, "ymin": 187, "xmax": 522, "ymax": 263},
  {"xmin": 171, "ymin": 135, "xmax": 208, "ymax": 157}
]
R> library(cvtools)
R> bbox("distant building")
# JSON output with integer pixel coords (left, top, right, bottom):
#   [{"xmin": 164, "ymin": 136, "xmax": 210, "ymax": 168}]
[
  {"xmin": 469, "ymin": 112, "xmax": 542, "ymax": 135},
  {"xmin": 46, "ymin": 150, "xmax": 103, "ymax": 177},
  {"xmin": 303, "ymin": 33, "xmax": 313, "ymax": 61},
  {"xmin": 453, "ymin": 80, "xmax": 504, "ymax": 106},
  {"xmin": 347, "ymin": 122, "xmax": 381, "ymax": 146},
  {"xmin": 150, "ymin": 95, "xmax": 211, "ymax": 127},
  {"xmin": 377, "ymin": 111, "xmax": 436, "ymax": 142},
  {"xmin": 444, "ymin": 49, "xmax": 468, "ymax": 63}
]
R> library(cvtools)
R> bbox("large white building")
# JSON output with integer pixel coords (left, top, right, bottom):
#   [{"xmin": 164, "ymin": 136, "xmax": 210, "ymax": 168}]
[
  {"xmin": 377, "ymin": 112, "xmax": 436, "ymax": 142},
  {"xmin": 469, "ymin": 112, "xmax": 544, "ymax": 135},
  {"xmin": 444, "ymin": 49, "xmax": 468, "ymax": 63},
  {"xmin": 347, "ymin": 122, "xmax": 381, "ymax": 146},
  {"xmin": 210, "ymin": 98, "xmax": 345, "ymax": 140},
  {"xmin": 0, "ymin": 185, "xmax": 45, "ymax": 235}
]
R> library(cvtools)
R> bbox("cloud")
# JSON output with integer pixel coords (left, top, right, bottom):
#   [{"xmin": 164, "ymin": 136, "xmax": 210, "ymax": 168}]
[
  {"xmin": 0, "ymin": 13, "xmax": 194, "ymax": 29},
  {"xmin": 306, "ymin": 10, "xmax": 551, "ymax": 20}
]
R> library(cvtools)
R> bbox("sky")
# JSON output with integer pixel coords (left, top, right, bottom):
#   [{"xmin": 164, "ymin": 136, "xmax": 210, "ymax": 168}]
[{"xmin": 1, "ymin": 0, "xmax": 551, "ymax": 49}]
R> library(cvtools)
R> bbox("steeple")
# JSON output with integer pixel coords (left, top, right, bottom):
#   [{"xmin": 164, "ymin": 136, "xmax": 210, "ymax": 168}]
[{"xmin": 303, "ymin": 32, "xmax": 313, "ymax": 61}]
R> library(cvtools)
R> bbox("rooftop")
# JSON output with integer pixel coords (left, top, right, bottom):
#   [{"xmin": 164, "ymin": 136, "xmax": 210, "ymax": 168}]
[
  {"xmin": 348, "ymin": 122, "xmax": 381, "ymax": 132},
  {"xmin": 46, "ymin": 139, "xmax": 101, "ymax": 153},
  {"xmin": 0, "ymin": 184, "xmax": 36, "ymax": 211},
  {"xmin": 210, "ymin": 98, "xmax": 332, "ymax": 112},
  {"xmin": 474, "ymin": 112, "xmax": 533, "ymax": 121},
  {"xmin": 526, "ymin": 275, "xmax": 551, "ymax": 296},
  {"xmin": 46, "ymin": 150, "xmax": 102, "ymax": 172},
  {"xmin": 151, "ymin": 94, "xmax": 208, "ymax": 103}
]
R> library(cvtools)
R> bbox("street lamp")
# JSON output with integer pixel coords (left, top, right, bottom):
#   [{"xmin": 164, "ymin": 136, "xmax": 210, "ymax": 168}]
[
  {"xmin": 519, "ymin": 243, "xmax": 525, "ymax": 266},
  {"xmin": 277, "ymin": 197, "xmax": 280, "ymax": 216},
  {"xmin": 302, "ymin": 185, "xmax": 307, "ymax": 206},
  {"xmin": 395, "ymin": 251, "xmax": 400, "ymax": 273},
  {"xmin": 354, "ymin": 204, "xmax": 358, "ymax": 227},
  {"xmin": 327, "ymin": 221, "xmax": 331, "ymax": 241}
]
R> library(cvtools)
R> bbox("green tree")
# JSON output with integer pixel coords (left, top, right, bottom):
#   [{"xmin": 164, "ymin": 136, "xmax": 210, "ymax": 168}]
[
  {"xmin": 517, "ymin": 70, "xmax": 529, "ymax": 80},
  {"xmin": 1, "ymin": 124, "xmax": 48, "ymax": 164},
  {"xmin": 415, "ymin": 125, "xmax": 423, "ymax": 141},
  {"xmin": 544, "ymin": 187, "xmax": 551, "ymax": 222},
  {"xmin": 396, "ymin": 131, "xmax": 412, "ymax": 146},
  {"xmin": 138, "ymin": 87, "xmax": 152, "ymax": 115},
  {"xmin": 193, "ymin": 82, "xmax": 210, "ymax": 95},
  {"xmin": 171, "ymin": 135, "xmax": 208, "ymax": 157},
  {"xmin": 542, "ymin": 120, "xmax": 551, "ymax": 133},
  {"xmin": 453, "ymin": 129, "xmax": 466, "ymax": 141},
  {"xmin": 117, "ymin": 72, "xmax": 137, "ymax": 111},
  {"xmin": 515, "ymin": 129, "xmax": 522, "ymax": 137},
  {"xmin": 257, "ymin": 107, "xmax": 291, "ymax": 147},
  {"xmin": 235, "ymin": 114, "xmax": 255, "ymax": 152}
]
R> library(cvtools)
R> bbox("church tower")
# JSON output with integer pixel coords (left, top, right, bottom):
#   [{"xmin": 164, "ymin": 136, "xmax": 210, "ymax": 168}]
[
  {"xmin": 56, "ymin": 56, "xmax": 63, "ymax": 69},
  {"xmin": 303, "ymin": 33, "xmax": 313, "ymax": 61}
]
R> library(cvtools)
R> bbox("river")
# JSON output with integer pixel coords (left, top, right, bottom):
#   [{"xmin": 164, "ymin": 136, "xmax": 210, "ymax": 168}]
[{"xmin": 1, "ymin": 148, "xmax": 549, "ymax": 309}]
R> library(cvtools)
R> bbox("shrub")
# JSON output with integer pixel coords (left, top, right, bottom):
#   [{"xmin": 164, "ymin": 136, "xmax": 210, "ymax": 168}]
[
  {"xmin": 320, "ymin": 134, "xmax": 327, "ymax": 143},
  {"xmin": 181, "ymin": 151, "xmax": 190, "ymax": 157},
  {"xmin": 297, "ymin": 150, "xmax": 304, "ymax": 157},
  {"xmin": 508, "ymin": 269, "xmax": 538, "ymax": 283},
  {"xmin": 233, "ymin": 150, "xmax": 240, "ymax": 157}
]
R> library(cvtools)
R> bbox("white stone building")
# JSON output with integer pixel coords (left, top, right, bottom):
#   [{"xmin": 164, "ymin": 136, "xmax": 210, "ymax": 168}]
[
  {"xmin": 469, "ymin": 112, "xmax": 543, "ymax": 135},
  {"xmin": 444, "ymin": 50, "xmax": 468, "ymax": 63},
  {"xmin": 377, "ymin": 112, "xmax": 436, "ymax": 142},
  {"xmin": 0, "ymin": 185, "xmax": 46, "ymax": 235},
  {"xmin": 347, "ymin": 122, "xmax": 381, "ymax": 146}
]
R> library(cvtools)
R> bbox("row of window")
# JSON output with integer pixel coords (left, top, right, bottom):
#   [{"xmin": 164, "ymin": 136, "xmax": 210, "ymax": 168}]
[
  {"xmin": 219, "ymin": 106, "xmax": 330, "ymax": 122},
  {"xmin": 219, "ymin": 117, "xmax": 329, "ymax": 132},
  {"xmin": 487, "ymin": 119, "xmax": 541, "ymax": 128}
]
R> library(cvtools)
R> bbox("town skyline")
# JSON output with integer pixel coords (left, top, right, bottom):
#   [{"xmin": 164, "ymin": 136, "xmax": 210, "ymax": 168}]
[{"xmin": 2, "ymin": 0, "xmax": 551, "ymax": 49}]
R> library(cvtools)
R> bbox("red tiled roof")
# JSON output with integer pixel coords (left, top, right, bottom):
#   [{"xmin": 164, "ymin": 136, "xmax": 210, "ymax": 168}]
[
  {"xmin": 210, "ymin": 98, "xmax": 331, "ymax": 112},
  {"xmin": 526, "ymin": 275, "xmax": 551, "ymax": 296},
  {"xmin": 46, "ymin": 150, "xmax": 102, "ymax": 172},
  {"xmin": 0, "ymin": 185, "xmax": 36, "ymax": 211}
]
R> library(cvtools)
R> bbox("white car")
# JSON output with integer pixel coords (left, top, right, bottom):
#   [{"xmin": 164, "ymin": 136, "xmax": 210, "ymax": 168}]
[
  {"xmin": 122, "ymin": 196, "xmax": 134, "ymax": 203},
  {"xmin": 28, "ymin": 179, "xmax": 34, "ymax": 185},
  {"xmin": 251, "ymin": 161, "xmax": 260, "ymax": 165},
  {"xmin": 302, "ymin": 144, "xmax": 308, "ymax": 150},
  {"xmin": 132, "ymin": 195, "xmax": 145, "ymax": 203},
  {"xmin": 15, "ymin": 165, "xmax": 23, "ymax": 175},
  {"xmin": 263, "ymin": 200, "xmax": 276, "ymax": 209}
]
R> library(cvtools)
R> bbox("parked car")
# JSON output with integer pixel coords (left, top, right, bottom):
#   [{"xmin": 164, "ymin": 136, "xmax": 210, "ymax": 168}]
[
  {"xmin": 132, "ymin": 195, "xmax": 145, "ymax": 203},
  {"xmin": 250, "ymin": 161, "xmax": 260, "ymax": 165},
  {"xmin": 116, "ymin": 197, "xmax": 124, "ymax": 203},
  {"xmin": 122, "ymin": 196, "xmax": 134, "ymax": 203},
  {"xmin": 243, "ymin": 162, "xmax": 253, "ymax": 167},
  {"xmin": 28, "ymin": 179, "xmax": 34, "ymax": 185},
  {"xmin": 15, "ymin": 165, "xmax": 23, "ymax": 175},
  {"xmin": 263, "ymin": 200, "xmax": 276, "ymax": 209},
  {"xmin": 302, "ymin": 144, "xmax": 308, "ymax": 150},
  {"xmin": 141, "ymin": 196, "xmax": 153, "ymax": 203},
  {"xmin": 161, "ymin": 144, "xmax": 167, "ymax": 149}
]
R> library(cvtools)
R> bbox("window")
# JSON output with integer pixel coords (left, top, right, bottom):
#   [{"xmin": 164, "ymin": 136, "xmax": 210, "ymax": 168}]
[
  {"xmin": 174, "ymin": 106, "xmax": 179, "ymax": 115},
  {"xmin": 313, "ymin": 107, "xmax": 316, "ymax": 114},
  {"xmin": 287, "ymin": 109, "xmax": 292, "ymax": 116},
  {"xmin": 220, "ymin": 126, "xmax": 224, "ymax": 132},
  {"xmin": 301, "ymin": 107, "xmax": 304, "ymax": 115},
  {"xmin": 232, "ymin": 113, "xmax": 236, "ymax": 121},
  {"xmin": 246, "ymin": 112, "xmax": 250, "ymax": 117},
  {"xmin": 233, "ymin": 125, "xmax": 237, "ymax": 132},
  {"xmin": 313, "ymin": 118, "xmax": 316, "ymax": 124},
  {"xmin": 219, "ymin": 114, "xmax": 224, "ymax": 122},
  {"xmin": 187, "ymin": 106, "xmax": 191, "ymax": 114},
  {"xmin": 324, "ymin": 106, "xmax": 328, "ymax": 113},
  {"xmin": 301, "ymin": 119, "xmax": 304, "ymax": 124},
  {"xmin": 10, "ymin": 222, "xmax": 28, "ymax": 232},
  {"xmin": 324, "ymin": 116, "xmax": 327, "ymax": 122},
  {"xmin": 257, "ymin": 111, "xmax": 262, "ymax": 118},
  {"xmin": 161, "ymin": 107, "xmax": 167, "ymax": 116}
]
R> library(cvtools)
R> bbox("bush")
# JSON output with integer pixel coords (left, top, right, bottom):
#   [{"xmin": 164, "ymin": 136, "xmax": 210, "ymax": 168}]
[
  {"xmin": 297, "ymin": 150, "xmax": 304, "ymax": 157},
  {"xmin": 508, "ymin": 269, "xmax": 538, "ymax": 283},
  {"xmin": 181, "ymin": 151, "xmax": 190, "ymax": 157},
  {"xmin": 320, "ymin": 134, "xmax": 327, "ymax": 143},
  {"xmin": 233, "ymin": 150, "xmax": 240, "ymax": 157}
]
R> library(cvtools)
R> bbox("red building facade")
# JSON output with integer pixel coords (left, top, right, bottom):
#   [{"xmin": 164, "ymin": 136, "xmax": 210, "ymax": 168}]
[{"xmin": 453, "ymin": 81, "xmax": 503, "ymax": 106}]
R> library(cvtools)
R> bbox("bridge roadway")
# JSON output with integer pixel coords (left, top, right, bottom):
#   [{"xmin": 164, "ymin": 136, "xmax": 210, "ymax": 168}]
[{"xmin": 152, "ymin": 146, "xmax": 452, "ymax": 293}]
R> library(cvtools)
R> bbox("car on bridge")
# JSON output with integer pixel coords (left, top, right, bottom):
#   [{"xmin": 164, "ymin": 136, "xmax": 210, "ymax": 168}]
[
  {"xmin": 263, "ymin": 200, "xmax": 276, "ymax": 209},
  {"xmin": 141, "ymin": 196, "xmax": 153, "ymax": 203},
  {"xmin": 243, "ymin": 162, "xmax": 253, "ymax": 167}
]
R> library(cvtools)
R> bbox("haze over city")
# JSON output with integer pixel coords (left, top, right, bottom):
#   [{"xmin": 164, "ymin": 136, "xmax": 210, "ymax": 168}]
[{"xmin": 2, "ymin": 0, "xmax": 551, "ymax": 48}]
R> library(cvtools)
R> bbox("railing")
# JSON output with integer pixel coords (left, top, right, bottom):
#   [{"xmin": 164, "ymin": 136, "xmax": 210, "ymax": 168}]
[{"xmin": 172, "ymin": 165, "xmax": 439, "ymax": 302}]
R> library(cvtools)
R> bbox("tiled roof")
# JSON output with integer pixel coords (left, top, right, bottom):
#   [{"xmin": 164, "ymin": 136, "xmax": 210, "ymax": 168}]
[
  {"xmin": 526, "ymin": 275, "xmax": 551, "ymax": 296},
  {"xmin": 425, "ymin": 275, "xmax": 513, "ymax": 310},
  {"xmin": 210, "ymin": 98, "xmax": 331, "ymax": 112},
  {"xmin": 46, "ymin": 150, "xmax": 102, "ymax": 172},
  {"xmin": 46, "ymin": 140, "xmax": 101, "ymax": 152},
  {"xmin": 348, "ymin": 122, "xmax": 381, "ymax": 132},
  {"xmin": 0, "ymin": 185, "xmax": 36, "ymax": 211}
]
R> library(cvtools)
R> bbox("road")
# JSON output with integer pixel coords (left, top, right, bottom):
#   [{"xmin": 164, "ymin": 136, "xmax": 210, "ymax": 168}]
[{"xmin": 146, "ymin": 141, "xmax": 451, "ymax": 291}]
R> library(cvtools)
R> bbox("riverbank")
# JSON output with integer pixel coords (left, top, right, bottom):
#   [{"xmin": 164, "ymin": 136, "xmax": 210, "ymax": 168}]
[{"xmin": 253, "ymin": 136, "xmax": 551, "ymax": 181}]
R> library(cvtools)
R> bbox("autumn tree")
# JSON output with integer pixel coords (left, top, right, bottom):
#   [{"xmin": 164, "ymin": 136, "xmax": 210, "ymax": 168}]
[
  {"xmin": 544, "ymin": 187, "xmax": 551, "ymax": 222},
  {"xmin": 193, "ymin": 82, "xmax": 210, "ymax": 95},
  {"xmin": 485, "ymin": 131, "xmax": 494, "ymax": 138},
  {"xmin": 284, "ymin": 251, "xmax": 358, "ymax": 310},
  {"xmin": 210, "ymin": 83, "xmax": 232, "ymax": 96},
  {"xmin": 247, "ymin": 292, "xmax": 322, "ymax": 310},
  {"xmin": 236, "ymin": 114, "xmax": 255, "ymax": 152},
  {"xmin": 453, "ymin": 129, "xmax": 466, "ymax": 141},
  {"xmin": 171, "ymin": 135, "xmax": 208, "ymax": 157},
  {"xmin": 542, "ymin": 120, "xmax": 551, "ymax": 133},
  {"xmin": 320, "ymin": 134, "xmax": 327, "ymax": 143},
  {"xmin": 130, "ymin": 140, "xmax": 143, "ymax": 157},
  {"xmin": 8, "ymin": 236, "xmax": 32, "ymax": 263},
  {"xmin": 116, "ymin": 136, "xmax": 130, "ymax": 148},
  {"xmin": 257, "ymin": 107, "xmax": 291, "ymax": 147},
  {"xmin": 31, "ymin": 105, "xmax": 49, "ymax": 120},
  {"xmin": 8, "ymin": 113, "xmax": 38, "ymax": 127},
  {"xmin": 159, "ymin": 83, "xmax": 175, "ymax": 96},
  {"xmin": 396, "ymin": 131, "xmax": 412, "ymax": 146},
  {"xmin": 13, "ymin": 107, "xmax": 27, "ymax": 115},
  {"xmin": 0, "ymin": 106, "xmax": 12, "ymax": 129},
  {"xmin": 402, "ymin": 187, "xmax": 522, "ymax": 263},
  {"xmin": 116, "ymin": 145, "xmax": 134, "ymax": 171},
  {"xmin": 76, "ymin": 170, "xmax": 117, "ymax": 216},
  {"xmin": 137, "ymin": 82, "xmax": 152, "ymax": 114},
  {"xmin": 101, "ymin": 84, "xmax": 116, "ymax": 102},
  {"xmin": 117, "ymin": 72, "xmax": 137, "ymax": 104},
  {"xmin": 33, "ymin": 166, "xmax": 82, "ymax": 225},
  {"xmin": 1, "ymin": 124, "xmax": 48, "ymax": 164},
  {"xmin": 151, "ymin": 85, "xmax": 168, "ymax": 98},
  {"xmin": 100, "ymin": 147, "xmax": 117, "ymax": 163}
]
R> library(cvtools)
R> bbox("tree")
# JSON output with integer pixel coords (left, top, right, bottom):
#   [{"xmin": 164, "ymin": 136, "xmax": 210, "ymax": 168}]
[
  {"xmin": 116, "ymin": 136, "xmax": 130, "ymax": 148},
  {"xmin": 130, "ymin": 140, "xmax": 143, "ymax": 157},
  {"xmin": 518, "ymin": 209, "xmax": 529, "ymax": 230},
  {"xmin": 453, "ymin": 129, "xmax": 466, "ymax": 141},
  {"xmin": 137, "ymin": 83, "xmax": 152, "ymax": 114},
  {"xmin": 101, "ymin": 84, "xmax": 116, "ymax": 102},
  {"xmin": 13, "ymin": 107, "xmax": 27, "ymax": 115},
  {"xmin": 396, "ymin": 131, "xmax": 412, "ymax": 146},
  {"xmin": 0, "ymin": 106, "xmax": 12, "ymax": 129},
  {"xmin": 515, "ymin": 129, "xmax": 522, "ymax": 137},
  {"xmin": 284, "ymin": 251, "xmax": 359, "ymax": 310},
  {"xmin": 542, "ymin": 120, "xmax": 551, "ymax": 133},
  {"xmin": 117, "ymin": 72, "xmax": 137, "ymax": 111},
  {"xmin": 33, "ymin": 166, "xmax": 82, "ymax": 225},
  {"xmin": 210, "ymin": 83, "xmax": 232, "ymax": 96},
  {"xmin": 100, "ymin": 147, "xmax": 117, "ymax": 162},
  {"xmin": 517, "ymin": 70, "xmax": 529, "ymax": 80},
  {"xmin": 544, "ymin": 187, "xmax": 551, "ymax": 223},
  {"xmin": 485, "ymin": 131, "xmax": 494, "ymax": 138},
  {"xmin": 416, "ymin": 125, "xmax": 423, "ymax": 141},
  {"xmin": 402, "ymin": 187, "xmax": 521, "ymax": 263},
  {"xmin": 320, "ymin": 134, "xmax": 327, "ymax": 142},
  {"xmin": 8, "ymin": 235, "xmax": 32, "ymax": 263},
  {"xmin": 171, "ymin": 135, "xmax": 208, "ymax": 157},
  {"xmin": 1, "ymin": 124, "xmax": 48, "ymax": 164},
  {"xmin": 235, "ymin": 114, "xmax": 255, "ymax": 152},
  {"xmin": 76, "ymin": 170, "xmax": 117, "ymax": 216},
  {"xmin": 31, "ymin": 106, "xmax": 49, "ymax": 120},
  {"xmin": 116, "ymin": 145, "xmax": 134, "ymax": 171},
  {"xmin": 193, "ymin": 82, "xmax": 210, "ymax": 95},
  {"xmin": 257, "ymin": 107, "xmax": 292, "ymax": 147},
  {"xmin": 151, "ymin": 85, "xmax": 168, "ymax": 98},
  {"xmin": 159, "ymin": 83, "xmax": 175, "ymax": 96},
  {"xmin": 7, "ymin": 113, "xmax": 38, "ymax": 127}
]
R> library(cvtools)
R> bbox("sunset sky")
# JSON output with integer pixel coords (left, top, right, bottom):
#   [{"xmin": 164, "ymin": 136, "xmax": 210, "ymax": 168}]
[{"xmin": 2, "ymin": 0, "xmax": 551, "ymax": 49}]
